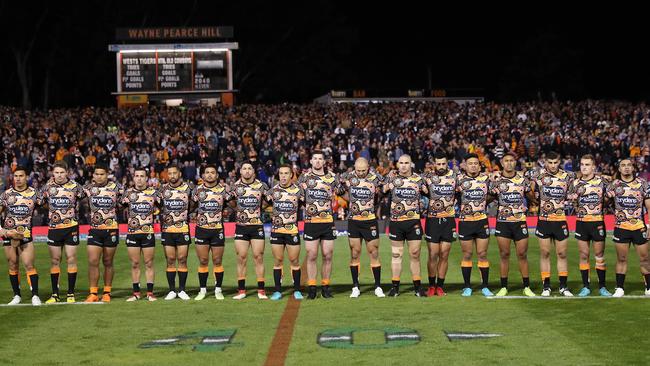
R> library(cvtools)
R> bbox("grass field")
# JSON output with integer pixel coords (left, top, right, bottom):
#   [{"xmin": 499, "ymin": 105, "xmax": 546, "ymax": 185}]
[{"xmin": 1, "ymin": 235, "xmax": 649, "ymax": 366}]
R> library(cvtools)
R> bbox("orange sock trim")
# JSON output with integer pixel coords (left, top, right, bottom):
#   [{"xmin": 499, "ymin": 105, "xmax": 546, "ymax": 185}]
[
  {"xmin": 27, "ymin": 269, "xmax": 37, "ymax": 276},
  {"xmin": 461, "ymin": 261, "xmax": 473, "ymax": 267},
  {"xmin": 478, "ymin": 261, "xmax": 490, "ymax": 268},
  {"xmin": 257, "ymin": 277, "xmax": 265, "ymax": 282},
  {"xmin": 67, "ymin": 267, "xmax": 77, "ymax": 274},
  {"xmin": 273, "ymin": 266, "xmax": 283, "ymax": 270},
  {"xmin": 579, "ymin": 263, "xmax": 590, "ymax": 270},
  {"xmin": 50, "ymin": 267, "xmax": 61, "ymax": 274},
  {"xmin": 238, "ymin": 276, "xmax": 246, "ymax": 280},
  {"xmin": 391, "ymin": 277, "xmax": 400, "ymax": 281},
  {"xmin": 541, "ymin": 271, "xmax": 551, "ymax": 280},
  {"xmin": 214, "ymin": 266, "xmax": 224, "ymax": 273},
  {"xmin": 166, "ymin": 267, "xmax": 176, "ymax": 272},
  {"xmin": 290, "ymin": 266, "xmax": 301, "ymax": 271},
  {"xmin": 412, "ymin": 276, "xmax": 421, "ymax": 281},
  {"xmin": 177, "ymin": 268, "xmax": 188, "ymax": 273},
  {"xmin": 9, "ymin": 270, "xmax": 19, "ymax": 276},
  {"xmin": 90, "ymin": 287, "xmax": 99, "ymax": 294},
  {"xmin": 370, "ymin": 263, "xmax": 381, "ymax": 268},
  {"xmin": 103, "ymin": 286, "xmax": 112, "ymax": 293},
  {"xmin": 307, "ymin": 279, "xmax": 317, "ymax": 286},
  {"xmin": 321, "ymin": 279, "xmax": 330, "ymax": 286},
  {"xmin": 595, "ymin": 264, "xmax": 606, "ymax": 270},
  {"xmin": 198, "ymin": 266, "xmax": 209, "ymax": 273},
  {"xmin": 559, "ymin": 271, "xmax": 568, "ymax": 277}
]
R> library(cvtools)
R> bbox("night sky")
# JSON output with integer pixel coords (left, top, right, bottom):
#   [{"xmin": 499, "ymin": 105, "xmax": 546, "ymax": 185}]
[{"xmin": 1, "ymin": 2, "xmax": 646, "ymax": 108}]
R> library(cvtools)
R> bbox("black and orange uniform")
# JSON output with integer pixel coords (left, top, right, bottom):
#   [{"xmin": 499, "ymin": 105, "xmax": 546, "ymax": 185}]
[
  {"xmin": 122, "ymin": 187, "xmax": 160, "ymax": 248},
  {"xmin": 159, "ymin": 182, "xmax": 194, "ymax": 246},
  {"xmin": 84, "ymin": 182, "xmax": 123, "ymax": 248},
  {"xmin": 490, "ymin": 171, "xmax": 532, "ymax": 242},
  {"xmin": 385, "ymin": 173, "xmax": 426, "ymax": 241},
  {"xmin": 298, "ymin": 171, "xmax": 341, "ymax": 241},
  {"xmin": 424, "ymin": 170, "xmax": 458, "ymax": 244},
  {"xmin": 0, "ymin": 186, "xmax": 43, "ymax": 297}
]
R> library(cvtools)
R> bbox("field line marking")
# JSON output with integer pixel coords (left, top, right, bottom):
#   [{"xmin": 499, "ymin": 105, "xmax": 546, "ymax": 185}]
[{"xmin": 264, "ymin": 297, "xmax": 301, "ymax": 366}]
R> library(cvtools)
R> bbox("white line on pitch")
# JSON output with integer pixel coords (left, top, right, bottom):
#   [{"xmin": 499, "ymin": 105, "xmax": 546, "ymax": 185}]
[{"xmin": 486, "ymin": 296, "xmax": 650, "ymax": 300}]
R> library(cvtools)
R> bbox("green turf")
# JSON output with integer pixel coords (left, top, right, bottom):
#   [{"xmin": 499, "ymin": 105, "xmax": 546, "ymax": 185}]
[{"xmin": 0, "ymin": 235, "xmax": 649, "ymax": 365}]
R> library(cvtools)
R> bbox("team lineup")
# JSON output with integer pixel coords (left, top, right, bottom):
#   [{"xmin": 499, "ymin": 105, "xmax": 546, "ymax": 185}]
[{"xmin": 1, "ymin": 150, "xmax": 650, "ymax": 306}]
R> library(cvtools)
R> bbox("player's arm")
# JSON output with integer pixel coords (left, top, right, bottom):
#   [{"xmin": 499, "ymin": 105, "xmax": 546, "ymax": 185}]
[{"xmin": 382, "ymin": 171, "xmax": 395, "ymax": 194}]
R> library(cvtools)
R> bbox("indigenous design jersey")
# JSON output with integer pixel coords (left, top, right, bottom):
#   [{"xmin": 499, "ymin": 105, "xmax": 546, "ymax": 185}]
[
  {"xmin": 298, "ymin": 171, "xmax": 340, "ymax": 223},
  {"xmin": 457, "ymin": 172, "xmax": 489, "ymax": 221},
  {"xmin": 386, "ymin": 173, "xmax": 425, "ymax": 222},
  {"xmin": 534, "ymin": 169, "xmax": 574, "ymax": 222},
  {"xmin": 231, "ymin": 179, "xmax": 268, "ymax": 226},
  {"xmin": 83, "ymin": 182, "xmax": 123, "ymax": 230},
  {"xmin": 340, "ymin": 171, "xmax": 383, "ymax": 221},
  {"xmin": 607, "ymin": 177, "xmax": 649, "ymax": 231},
  {"xmin": 192, "ymin": 183, "xmax": 227, "ymax": 230},
  {"xmin": 160, "ymin": 182, "xmax": 194, "ymax": 233},
  {"xmin": 42, "ymin": 179, "xmax": 85, "ymax": 229},
  {"xmin": 490, "ymin": 171, "xmax": 531, "ymax": 222},
  {"xmin": 571, "ymin": 176, "xmax": 607, "ymax": 222},
  {"xmin": 122, "ymin": 187, "xmax": 160, "ymax": 234},
  {"xmin": 0, "ymin": 187, "xmax": 43, "ymax": 239},
  {"xmin": 424, "ymin": 170, "xmax": 457, "ymax": 218},
  {"xmin": 266, "ymin": 183, "xmax": 303, "ymax": 234}
]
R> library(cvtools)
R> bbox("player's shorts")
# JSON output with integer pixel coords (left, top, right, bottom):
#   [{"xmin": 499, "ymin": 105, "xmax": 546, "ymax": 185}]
[
  {"xmin": 87, "ymin": 229, "xmax": 119, "ymax": 248},
  {"xmin": 194, "ymin": 227, "xmax": 225, "ymax": 247},
  {"xmin": 234, "ymin": 225, "xmax": 265, "ymax": 241},
  {"xmin": 535, "ymin": 220, "xmax": 569, "ymax": 241},
  {"xmin": 161, "ymin": 232, "xmax": 191, "ymax": 246},
  {"xmin": 495, "ymin": 221, "xmax": 529, "ymax": 241},
  {"xmin": 47, "ymin": 226, "xmax": 79, "ymax": 247},
  {"xmin": 270, "ymin": 232, "xmax": 301, "ymax": 246},
  {"xmin": 2, "ymin": 232, "xmax": 33, "ymax": 247},
  {"xmin": 125, "ymin": 233, "xmax": 156, "ymax": 248},
  {"xmin": 303, "ymin": 223, "xmax": 336, "ymax": 241},
  {"xmin": 574, "ymin": 221, "xmax": 606, "ymax": 242},
  {"xmin": 348, "ymin": 219, "xmax": 379, "ymax": 242},
  {"xmin": 425, "ymin": 217, "xmax": 456, "ymax": 243},
  {"xmin": 613, "ymin": 227, "xmax": 648, "ymax": 245},
  {"xmin": 458, "ymin": 219, "xmax": 489, "ymax": 240},
  {"xmin": 388, "ymin": 219, "xmax": 422, "ymax": 241}
]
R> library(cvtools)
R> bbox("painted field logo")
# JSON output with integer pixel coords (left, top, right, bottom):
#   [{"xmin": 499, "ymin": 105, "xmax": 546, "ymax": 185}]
[
  {"xmin": 317, "ymin": 327, "xmax": 420, "ymax": 349},
  {"xmin": 139, "ymin": 329, "xmax": 241, "ymax": 352}
]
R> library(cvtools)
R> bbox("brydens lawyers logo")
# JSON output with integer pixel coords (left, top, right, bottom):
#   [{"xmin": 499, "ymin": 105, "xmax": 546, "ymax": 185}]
[
  {"xmin": 8, "ymin": 205, "xmax": 30, "ymax": 217},
  {"xmin": 91, "ymin": 196, "xmax": 114, "ymax": 209},
  {"xmin": 579, "ymin": 193, "xmax": 601, "ymax": 205},
  {"xmin": 199, "ymin": 201, "xmax": 220, "ymax": 212},
  {"xmin": 350, "ymin": 186, "xmax": 372, "ymax": 200},
  {"xmin": 394, "ymin": 188, "xmax": 416, "ymax": 199},
  {"xmin": 131, "ymin": 202, "xmax": 152, "ymax": 214},
  {"xmin": 50, "ymin": 197, "xmax": 72, "ymax": 209},
  {"xmin": 501, "ymin": 192, "xmax": 523, "ymax": 204},
  {"xmin": 430, "ymin": 185, "xmax": 454, "ymax": 196},
  {"xmin": 237, "ymin": 196, "xmax": 259, "ymax": 209},
  {"xmin": 274, "ymin": 201, "xmax": 296, "ymax": 213},
  {"xmin": 308, "ymin": 189, "xmax": 330, "ymax": 200},
  {"xmin": 542, "ymin": 186, "xmax": 565, "ymax": 199},
  {"xmin": 164, "ymin": 199, "xmax": 186, "ymax": 211},
  {"xmin": 616, "ymin": 196, "xmax": 639, "ymax": 209},
  {"xmin": 463, "ymin": 189, "xmax": 485, "ymax": 201}
]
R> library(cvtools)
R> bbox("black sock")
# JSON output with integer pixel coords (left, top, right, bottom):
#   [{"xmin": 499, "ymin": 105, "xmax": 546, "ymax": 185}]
[
  {"xmin": 198, "ymin": 271, "xmax": 209, "ymax": 288},
  {"xmin": 428, "ymin": 276, "xmax": 436, "ymax": 287},
  {"xmin": 596, "ymin": 269, "xmax": 606, "ymax": 289},
  {"xmin": 274, "ymin": 268, "xmax": 282, "ymax": 292},
  {"xmin": 178, "ymin": 271, "xmax": 188, "ymax": 292},
  {"xmin": 350, "ymin": 265, "xmax": 359, "ymax": 287},
  {"xmin": 479, "ymin": 267, "xmax": 489, "ymax": 287},
  {"xmin": 392, "ymin": 280, "xmax": 400, "ymax": 289},
  {"xmin": 292, "ymin": 269, "xmax": 301, "ymax": 291},
  {"xmin": 462, "ymin": 266, "xmax": 472, "ymax": 287},
  {"xmin": 9, "ymin": 273, "xmax": 20, "ymax": 296},
  {"xmin": 616, "ymin": 273, "xmax": 625, "ymax": 289},
  {"xmin": 543, "ymin": 276, "xmax": 551, "ymax": 289},
  {"xmin": 580, "ymin": 269, "xmax": 590, "ymax": 288},
  {"xmin": 238, "ymin": 279, "xmax": 245, "ymax": 291},
  {"xmin": 146, "ymin": 282, "xmax": 154, "ymax": 293},
  {"xmin": 258, "ymin": 280, "xmax": 265, "ymax": 291},
  {"xmin": 500, "ymin": 277, "xmax": 508, "ymax": 288},
  {"xmin": 436, "ymin": 277, "xmax": 445, "ymax": 289},
  {"xmin": 29, "ymin": 273, "xmax": 39, "ymax": 296},
  {"xmin": 67, "ymin": 271, "xmax": 77, "ymax": 295},
  {"xmin": 51, "ymin": 272, "xmax": 60, "ymax": 295},
  {"xmin": 215, "ymin": 271, "xmax": 224, "ymax": 288},
  {"xmin": 166, "ymin": 271, "xmax": 176, "ymax": 291},
  {"xmin": 522, "ymin": 277, "xmax": 530, "ymax": 288},
  {"xmin": 372, "ymin": 266, "xmax": 381, "ymax": 287},
  {"xmin": 559, "ymin": 276, "xmax": 568, "ymax": 289},
  {"xmin": 413, "ymin": 279, "xmax": 421, "ymax": 291},
  {"xmin": 133, "ymin": 283, "xmax": 141, "ymax": 293},
  {"xmin": 645, "ymin": 274, "xmax": 650, "ymax": 290}
]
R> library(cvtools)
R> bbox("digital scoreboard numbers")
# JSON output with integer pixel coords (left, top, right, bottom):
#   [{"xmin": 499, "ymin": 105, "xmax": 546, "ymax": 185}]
[{"xmin": 118, "ymin": 50, "xmax": 228, "ymax": 93}]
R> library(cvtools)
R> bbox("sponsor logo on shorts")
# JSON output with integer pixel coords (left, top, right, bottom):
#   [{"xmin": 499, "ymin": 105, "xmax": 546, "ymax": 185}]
[
  {"xmin": 304, "ymin": 234, "xmax": 313, "ymax": 240},
  {"xmin": 73, "ymin": 235, "xmax": 78, "ymax": 243}
]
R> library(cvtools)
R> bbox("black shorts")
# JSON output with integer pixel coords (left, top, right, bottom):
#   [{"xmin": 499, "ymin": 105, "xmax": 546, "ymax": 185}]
[
  {"xmin": 613, "ymin": 227, "xmax": 648, "ymax": 245},
  {"xmin": 458, "ymin": 219, "xmax": 489, "ymax": 240},
  {"xmin": 125, "ymin": 233, "xmax": 156, "ymax": 248},
  {"xmin": 574, "ymin": 221, "xmax": 606, "ymax": 242},
  {"xmin": 348, "ymin": 219, "xmax": 379, "ymax": 242},
  {"xmin": 425, "ymin": 217, "xmax": 456, "ymax": 243},
  {"xmin": 495, "ymin": 221, "xmax": 529, "ymax": 241},
  {"xmin": 2, "ymin": 235, "xmax": 32, "ymax": 247},
  {"xmin": 161, "ymin": 232, "xmax": 191, "ymax": 246},
  {"xmin": 303, "ymin": 223, "xmax": 336, "ymax": 241},
  {"xmin": 234, "ymin": 225, "xmax": 265, "ymax": 241},
  {"xmin": 87, "ymin": 229, "xmax": 119, "ymax": 248},
  {"xmin": 535, "ymin": 220, "xmax": 569, "ymax": 241},
  {"xmin": 195, "ymin": 227, "xmax": 225, "ymax": 247},
  {"xmin": 389, "ymin": 220, "xmax": 422, "ymax": 241},
  {"xmin": 47, "ymin": 226, "xmax": 79, "ymax": 247},
  {"xmin": 270, "ymin": 232, "xmax": 301, "ymax": 246}
]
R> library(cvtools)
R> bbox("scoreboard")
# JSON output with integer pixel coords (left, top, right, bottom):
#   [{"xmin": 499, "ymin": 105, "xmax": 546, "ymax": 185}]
[{"xmin": 109, "ymin": 43, "xmax": 238, "ymax": 94}]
